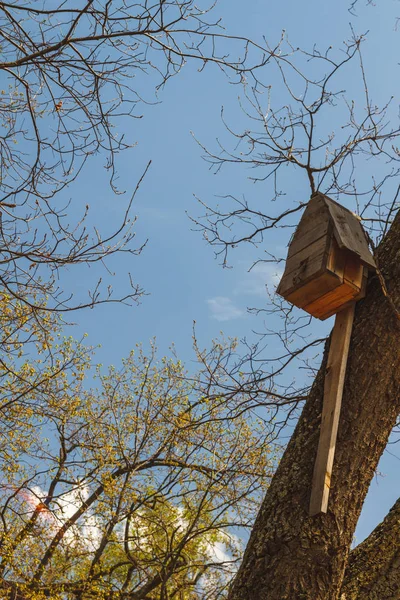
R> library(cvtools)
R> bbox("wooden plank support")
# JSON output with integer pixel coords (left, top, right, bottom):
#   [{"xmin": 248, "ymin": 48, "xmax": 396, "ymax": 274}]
[{"xmin": 309, "ymin": 302, "xmax": 355, "ymax": 516}]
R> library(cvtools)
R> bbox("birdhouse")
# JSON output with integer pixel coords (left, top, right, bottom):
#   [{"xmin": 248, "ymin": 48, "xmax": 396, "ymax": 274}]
[{"xmin": 276, "ymin": 193, "xmax": 376, "ymax": 320}]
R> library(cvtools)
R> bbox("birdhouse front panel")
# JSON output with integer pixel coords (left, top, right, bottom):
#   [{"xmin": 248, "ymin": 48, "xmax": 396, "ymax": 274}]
[
  {"xmin": 276, "ymin": 193, "xmax": 375, "ymax": 320},
  {"xmin": 304, "ymin": 239, "xmax": 366, "ymax": 319}
]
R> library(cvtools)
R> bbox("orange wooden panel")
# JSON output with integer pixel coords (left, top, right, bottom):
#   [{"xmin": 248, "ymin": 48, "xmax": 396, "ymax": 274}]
[
  {"xmin": 303, "ymin": 281, "xmax": 359, "ymax": 320},
  {"xmin": 327, "ymin": 238, "xmax": 347, "ymax": 280},
  {"xmin": 343, "ymin": 253, "xmax": 364, "ymax": 288},
  {"xmin": 319, "ymin": 299, "xmax": 357, "ymax": 321},
  {"xmin": 322, "ymin": 268, "xmax": 367, "ymax": 320},
  {"xmin": 285, "ymin": 271, "xmax": 341, "ymax": 309},
  {"xmin": 326, "ymin": 239, "xmax": 363, "ymax": 292}
]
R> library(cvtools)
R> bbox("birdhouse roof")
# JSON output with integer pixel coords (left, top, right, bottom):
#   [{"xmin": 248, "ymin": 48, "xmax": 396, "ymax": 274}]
[{"xmin": 305, "ymin": 193, "xmax": 376, "ymax": 270}]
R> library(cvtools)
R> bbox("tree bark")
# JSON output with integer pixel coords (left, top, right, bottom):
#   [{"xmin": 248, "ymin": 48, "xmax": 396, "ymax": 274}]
[
  {"xmin": 228, "ymin": 210, "xmax": 400, "ymax": 600},
  {"xmin": 340, "ymin": 497, "xmax": 400, "ymax": 599}
]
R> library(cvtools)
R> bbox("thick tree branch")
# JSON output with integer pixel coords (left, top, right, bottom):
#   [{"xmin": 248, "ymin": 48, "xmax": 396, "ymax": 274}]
[
  {"xmin": 340, "ymin": 497, "xmax": 400, "ymax": 600},
  {"xmin": 228, "ymin": 207, "xmax": 400, "ymax": 599}
]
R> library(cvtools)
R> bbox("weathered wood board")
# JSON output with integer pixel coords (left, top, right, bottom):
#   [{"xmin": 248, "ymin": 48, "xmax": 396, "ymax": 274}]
[
  {"xmin": 309, "ymin": 303, "xmax": 355, "ymax": 515},
  {"xmin": 287, "ymin": 220, "xmax": 330, "ymax": 259},
  {"xmin": 287, "ymin": 197, "xmax": 331, "ymax": 259},
  {"xmin": 327, "ymin": 244, "xmax": 346, "ymax": 279},
  {"xmin": 285, "ymin": 271, "xmax": 342, "ymax": 308},
  {"xmin": 304, "ymin": 281, "xmax": 359, "ymax": 320},
  {"xmin": 319, "ymin": 267, "xmax": 368, "ymax": 321},
  {"xmin": 285, "ymin": 236, "xmax": 329, "ymax": 274},
  {"xmin": 278, "ymin": 239, "xmax": 330, "ymax": 298},
  {"xmin": 343, "ymin": 254, "xmax": 364, "ymax": 288},
  {"xmin": 325, "ymin": 197, "xmax": 376, "ymax": 269}
]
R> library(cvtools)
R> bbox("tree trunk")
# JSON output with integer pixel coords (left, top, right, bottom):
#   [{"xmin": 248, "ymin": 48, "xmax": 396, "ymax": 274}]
[
  {"xmin": 340, "ymin": 497, "xmax": 400, "ymax": 599},
  {"xmin": 228, "ymin": 211, "xmax": 400, "ymax": 600}
]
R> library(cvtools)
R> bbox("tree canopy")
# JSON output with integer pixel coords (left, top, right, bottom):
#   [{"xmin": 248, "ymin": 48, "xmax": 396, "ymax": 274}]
[{"xmin": 0, "ymin": 307, "xmax": 274, "ymax": 598}]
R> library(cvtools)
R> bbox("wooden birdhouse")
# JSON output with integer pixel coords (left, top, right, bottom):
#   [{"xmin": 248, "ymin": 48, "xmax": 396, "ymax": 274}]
[
  {"xmin": 276, "ymin": 193, "xmax": 376, "ymax": 320},
  {"xmin": 276, "ymin": 194, "xmax": 377, "ymax": 516}
]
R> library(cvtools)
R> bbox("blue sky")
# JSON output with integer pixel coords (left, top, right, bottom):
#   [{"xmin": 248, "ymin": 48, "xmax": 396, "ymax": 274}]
[{"xmin": 55, "ymin": 0, "xmax": 400, "ymax": 545}]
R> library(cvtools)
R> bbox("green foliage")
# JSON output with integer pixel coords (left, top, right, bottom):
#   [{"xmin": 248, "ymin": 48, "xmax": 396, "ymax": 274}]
[{"xmin": 0, "ymin": 299, "xmax": 275, "ymax": 599}]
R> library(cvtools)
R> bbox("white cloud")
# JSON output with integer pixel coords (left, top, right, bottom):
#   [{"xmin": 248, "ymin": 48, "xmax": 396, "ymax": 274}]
[
  {"xmin": 205, "ymin": 540, "xmax": 232, "ymax": 563},
  {"xmin": 55, "ymin": 484, "xmax": 102, "ymax": 550},
  {"xmin": 200, "ymin": 532, "xmax": 241, "ymax": 593},
  {"xmin": 207, "ymin": 296, "xmax": 244, "ymax": 322},
  {"xmin": 236, "ymin": 262, "xmax": 283, "ymax": 297},
  {"xmin": 14, "ymin": 483, "xmax": 102, "ymax": 550}
]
